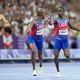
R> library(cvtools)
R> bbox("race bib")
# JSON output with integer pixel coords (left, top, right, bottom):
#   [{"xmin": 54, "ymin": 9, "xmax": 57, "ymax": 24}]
[
  {"xmin": 36, "ymin": 29, "xmax": 44, "ymax": 35},
  {"xmin": 59, "ymin": 29, "xmax": 68, "ymax": 35}
]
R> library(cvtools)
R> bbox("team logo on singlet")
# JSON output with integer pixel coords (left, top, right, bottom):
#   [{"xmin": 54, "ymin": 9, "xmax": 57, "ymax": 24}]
[
  {"xmin": 36, "ymin": 20, "xmax": 44, "ymax": 35},
  {"xmin": 57, "ymin": 18, "xmax": 69, "ymax": 35}
]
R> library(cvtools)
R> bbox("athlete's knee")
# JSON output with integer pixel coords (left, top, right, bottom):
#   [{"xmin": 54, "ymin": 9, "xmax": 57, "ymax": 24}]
[
  {"xmin": 64, "ymin": 51, "xmax": 70, "ymax": 58},
  {"xmin": 64, "ymin": 52, "xmax": 70, "ymax": 58},
  {"xmin": 32, "ymin": 50, "xmax": 36, "ymax": 54},
  {"xmin": 54, "ymin": 53, "xmax": 59, "ymax": 59},
  {"xmin": 30, "ymin": 48, "xmax": 36, "ymax": 54},
  {"xmin": 54, "ymin": 54, "xmax": 59, "ymax": 60},
  {"xmin": 30, "ymin": 47, "xmax": 35, "ymax": 53},
  {"xmin": 54, "ymin": 50, "xmax": 59, "ymax": 59},
  {"xmin": 38, "ymin": 50, "xmax": 42, "ymax": 54}
]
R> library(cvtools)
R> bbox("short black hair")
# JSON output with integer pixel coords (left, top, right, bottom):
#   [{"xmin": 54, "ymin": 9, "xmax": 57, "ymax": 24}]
[{"xmin": 57, "ymin": 6, "xmax": 65, "ymax": 11}]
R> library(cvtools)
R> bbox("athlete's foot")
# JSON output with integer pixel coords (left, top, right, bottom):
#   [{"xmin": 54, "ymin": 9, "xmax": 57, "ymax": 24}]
[
  {"xmin": 56, "ymin": 72, "xmax": 61, "ymax": 78},
  {"xmin": 32, "ymin": 69, "xmax": 37, "ymax": 76}
]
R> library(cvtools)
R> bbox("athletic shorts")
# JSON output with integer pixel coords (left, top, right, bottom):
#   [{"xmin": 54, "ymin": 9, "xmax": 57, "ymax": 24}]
[
  {"xmin": 54, "ymin": 36, "xmax": 69, "ymax": 50},
  {"xmin": 27, "ymin": 35, "xmax": 43, "ymax": 50}
]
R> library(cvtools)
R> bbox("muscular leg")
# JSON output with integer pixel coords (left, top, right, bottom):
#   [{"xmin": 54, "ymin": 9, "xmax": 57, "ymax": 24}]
[
  {"xmin": 63, "ymin": 48, "xmax": 70, "ymax": 61},
  {"xmin": 38, "ymin": 50, "xmax": 43, "ymax": 67},
  {"xmin": 54, "ymin": 49, "xmax": 60, "ymax": 72},
  {"xmin": 29, "ymin": 44, "xmax": 36, "ymax": 70},
  {"xmin": 35, "ymin": 36, "xmax": 43, "ymax": 67},
  {"xmin": 62, "ymin": 38, "xmax": 70, "ymax": 60}
]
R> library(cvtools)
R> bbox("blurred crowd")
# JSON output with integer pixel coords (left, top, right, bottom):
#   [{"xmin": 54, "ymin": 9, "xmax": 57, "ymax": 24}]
[{"xmin": 0, "ymin": 0, "xmax": 80, "ymax": 49}]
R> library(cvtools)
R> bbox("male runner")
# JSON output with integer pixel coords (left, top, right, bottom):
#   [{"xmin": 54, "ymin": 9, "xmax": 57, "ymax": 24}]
[
  {"xmin": 53, "ymin": 7, "xmax": 80, "ymax": 77},
  {"xmin": 26, "ymin": 8, "xmax": 48, "ymax": 76}
]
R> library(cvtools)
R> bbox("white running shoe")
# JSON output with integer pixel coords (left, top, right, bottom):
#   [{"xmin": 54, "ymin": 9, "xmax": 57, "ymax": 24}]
[
  {"xmin": 32, "ymin": 70, "xmax": 37, "ymax": 76},
  {"xmin": 56, "ymin": 72, "xmax": 61, "ymax": 78}
]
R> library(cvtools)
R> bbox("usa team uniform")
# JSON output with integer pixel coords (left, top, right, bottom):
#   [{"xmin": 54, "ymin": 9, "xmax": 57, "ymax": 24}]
[
  {"xmin": 54, "ymin": 17, "xmax": 69, "ymax": 50},
  {"xmin": 27, "ymin": 17, "xmax": 45, "ymax": 50}
]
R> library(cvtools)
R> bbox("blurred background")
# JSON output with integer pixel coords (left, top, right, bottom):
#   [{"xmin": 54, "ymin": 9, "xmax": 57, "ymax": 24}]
[{"xmin": 0, "ymin": 0, "xmax": 80, "ymax": 61}]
